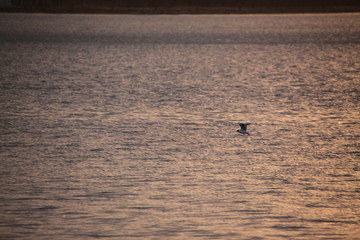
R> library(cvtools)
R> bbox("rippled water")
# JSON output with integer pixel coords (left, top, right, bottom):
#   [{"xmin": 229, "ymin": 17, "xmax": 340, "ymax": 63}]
[{"xmin": 0, "ymin": 13, "xmax": 359, "ymax": 240}]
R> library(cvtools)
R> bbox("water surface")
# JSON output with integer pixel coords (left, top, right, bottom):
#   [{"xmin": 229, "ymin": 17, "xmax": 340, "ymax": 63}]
[{"xmin": 0, "ymin": 13, "xmax": 359, "ymax": 239}]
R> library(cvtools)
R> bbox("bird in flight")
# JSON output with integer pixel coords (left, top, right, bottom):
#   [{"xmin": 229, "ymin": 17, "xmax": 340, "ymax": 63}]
[{"xmin": 237, "ymin": 123, "xmax": 251, "ymax": 135}]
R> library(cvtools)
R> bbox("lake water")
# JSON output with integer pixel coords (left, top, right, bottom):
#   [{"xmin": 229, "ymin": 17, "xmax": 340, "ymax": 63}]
[{"xmin": 0, "ymin": 13, "xmax": 359, "ymax": 240}]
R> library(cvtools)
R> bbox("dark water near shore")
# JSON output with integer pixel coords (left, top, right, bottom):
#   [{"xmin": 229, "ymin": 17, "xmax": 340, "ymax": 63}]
[{"xmin": 0, "ymin": 13, "xmax": 359, "ymax": 239}]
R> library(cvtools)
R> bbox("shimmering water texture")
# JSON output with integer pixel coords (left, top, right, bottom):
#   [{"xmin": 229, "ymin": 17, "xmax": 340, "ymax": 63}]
[{"xmin": 0, "ymin": 13, "xmax": 359, "ymax": 240}]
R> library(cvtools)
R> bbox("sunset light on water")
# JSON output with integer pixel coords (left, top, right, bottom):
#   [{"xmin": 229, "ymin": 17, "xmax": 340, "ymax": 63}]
[{"xmin": 0, "ymin": 12, "xmax": 359, "ymax": 239}]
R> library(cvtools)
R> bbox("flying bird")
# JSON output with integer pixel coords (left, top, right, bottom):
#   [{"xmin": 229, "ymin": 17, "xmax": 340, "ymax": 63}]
[{"xmin": 237, "ymin": 123, "xmax": 251, "ymax": 135}]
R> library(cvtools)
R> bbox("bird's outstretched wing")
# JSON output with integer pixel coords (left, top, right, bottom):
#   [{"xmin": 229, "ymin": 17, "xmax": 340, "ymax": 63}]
[{"xmin": 239, "ymin": 123, "xmax": 251, "ymax": 131}]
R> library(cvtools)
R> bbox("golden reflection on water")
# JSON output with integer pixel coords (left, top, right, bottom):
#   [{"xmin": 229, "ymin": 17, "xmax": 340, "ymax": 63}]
[{"xmin": 0, "ymin": 13, "xmax": 359, "ymax": 240}]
